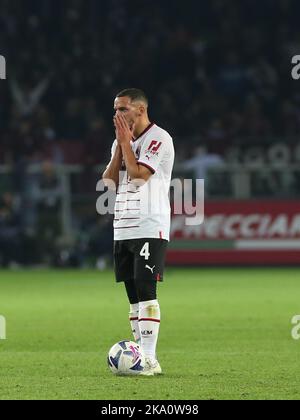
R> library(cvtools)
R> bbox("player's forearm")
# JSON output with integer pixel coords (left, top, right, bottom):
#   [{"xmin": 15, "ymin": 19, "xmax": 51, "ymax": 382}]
[
  {"xmin": 102, "ymin": 145, "xmax": 123, "ymax": 188},
  {"xmin": 120, "ymin": 142, "xmax": 143, "ymax": 180}
]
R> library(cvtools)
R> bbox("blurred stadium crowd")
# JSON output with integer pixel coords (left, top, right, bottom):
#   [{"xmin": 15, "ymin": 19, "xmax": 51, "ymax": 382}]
[
  {"xmin": 0, "ymin": 0, "xmax": 300, "ymax": 266},
  {"xmin": 1, "ymin": 0, "xmax": 300, "ymax": 164}
]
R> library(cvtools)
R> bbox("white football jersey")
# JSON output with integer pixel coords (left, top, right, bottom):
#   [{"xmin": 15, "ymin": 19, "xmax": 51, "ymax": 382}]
[{"xmin": 110, "ymin": 123, "xmax": 175, "ymax": 241}]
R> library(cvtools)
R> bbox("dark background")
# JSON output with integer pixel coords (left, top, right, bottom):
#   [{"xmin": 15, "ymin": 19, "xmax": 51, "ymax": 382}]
[{"xmin": 0, "ymin": 0, "xmax": 299, "ymax": 267}]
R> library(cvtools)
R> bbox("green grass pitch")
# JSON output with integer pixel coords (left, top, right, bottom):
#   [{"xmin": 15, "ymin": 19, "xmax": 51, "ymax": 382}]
[{"xmin": 0, "ymin": 268, "xmax": 300, "ymax": 400}]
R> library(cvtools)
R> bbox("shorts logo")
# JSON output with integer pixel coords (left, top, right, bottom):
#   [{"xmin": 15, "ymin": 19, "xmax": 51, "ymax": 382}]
[{"xmin": 145, "ymin": 265, "xmax": 155, "ymax": 273}]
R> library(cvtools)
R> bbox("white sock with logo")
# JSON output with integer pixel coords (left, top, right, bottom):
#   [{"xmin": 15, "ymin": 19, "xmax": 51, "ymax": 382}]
[
  {"xmin": 139, "ymin": 299, "xmax": 160, "ymax": 361},
  {"xmin": 129, "ymin": 303, "xmax": 141, "ymax": 345}
]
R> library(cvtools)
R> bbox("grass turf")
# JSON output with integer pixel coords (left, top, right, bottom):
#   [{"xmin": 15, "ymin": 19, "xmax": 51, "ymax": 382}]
[{"xmin": 0, "ymin": 268, "xmax": 299, "ymax": 400}]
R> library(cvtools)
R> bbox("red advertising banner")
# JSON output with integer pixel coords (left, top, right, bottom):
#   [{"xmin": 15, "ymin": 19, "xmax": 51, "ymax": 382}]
[{"xmin": 167, "ymin": 201, "xmax": 300, "ymax": 265}]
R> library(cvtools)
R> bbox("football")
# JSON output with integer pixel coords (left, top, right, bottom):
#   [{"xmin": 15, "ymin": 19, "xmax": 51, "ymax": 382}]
[{"xmin": 107, "ymin": 340, "xmax": 145, "ymax": 375}]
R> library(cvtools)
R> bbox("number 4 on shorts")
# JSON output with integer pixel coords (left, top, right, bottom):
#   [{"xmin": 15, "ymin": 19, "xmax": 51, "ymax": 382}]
[{"xmin": 140, "ymin": 242, "xmax": 150, "ymax": 260}]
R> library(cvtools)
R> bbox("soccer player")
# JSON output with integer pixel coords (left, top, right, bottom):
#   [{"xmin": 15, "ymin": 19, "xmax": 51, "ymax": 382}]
[{"xmin": 103, "ymin": 88, "xmax": 175, "ymax": 376}]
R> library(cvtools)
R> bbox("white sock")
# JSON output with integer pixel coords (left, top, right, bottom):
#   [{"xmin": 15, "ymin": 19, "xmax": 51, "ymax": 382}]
[
  {"xmin": 129, "ymin": 303, "xmax": 141, "ymax": 345},
  {"xmin": 139, "ymin": 299, "xmax": 160, "ymax": 360}
]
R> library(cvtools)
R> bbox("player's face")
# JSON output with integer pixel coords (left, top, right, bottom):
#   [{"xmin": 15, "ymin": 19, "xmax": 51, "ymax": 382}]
[{"xmin": 114, "ymin": 97, "xmax": 140, "ymax": 129}]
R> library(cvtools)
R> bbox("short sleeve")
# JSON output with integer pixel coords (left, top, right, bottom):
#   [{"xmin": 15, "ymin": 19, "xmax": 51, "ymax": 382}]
[{"xmin": 137, "ymin": 134, "xmax": 172, "ymax": 174}]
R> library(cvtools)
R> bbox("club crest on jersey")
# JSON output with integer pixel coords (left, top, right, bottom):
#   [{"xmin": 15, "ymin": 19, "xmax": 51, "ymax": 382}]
[{"xmin": 147, "ymin": 141, "xmax": 162, "ymax": 156}]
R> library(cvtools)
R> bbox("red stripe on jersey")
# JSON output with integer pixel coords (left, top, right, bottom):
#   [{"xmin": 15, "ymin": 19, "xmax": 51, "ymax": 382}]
[
  {"xmin": 114, "ymin": 226, "xmax": 140, "ymax": 229},
  {"xmin": 114, "ymin": 218, "xmax": 140, "ymax": 221},
  {"xmin": 117, "ymin": 191, "xmax": 139, "ymax": 196},
  {"xmin": 138, "ymin": 318, "xmax": 160, "ymax": 323},
  {"xmin": 129, "ymin": 317, "xmax": 138, "ymax": 321},
  {"xmin": 159, "ymin": 231, "xmax": 163, "ymax": 239}
]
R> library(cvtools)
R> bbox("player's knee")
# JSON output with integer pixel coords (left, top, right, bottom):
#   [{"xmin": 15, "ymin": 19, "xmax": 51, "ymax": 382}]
[{"xmin": 139, "ymin": 299, "xmax": 160, "ymax": 318}]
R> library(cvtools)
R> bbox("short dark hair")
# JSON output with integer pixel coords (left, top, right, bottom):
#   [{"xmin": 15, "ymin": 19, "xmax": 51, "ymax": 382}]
[{"xmin": 116, "ymin": 88, "xmax": 148, "ymax": 106}]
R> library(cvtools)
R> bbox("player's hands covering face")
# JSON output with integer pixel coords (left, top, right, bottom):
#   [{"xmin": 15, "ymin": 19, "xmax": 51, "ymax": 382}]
[{"xmin": 114, "ymin": 114, "xmax": 133, "ymax": 146}]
